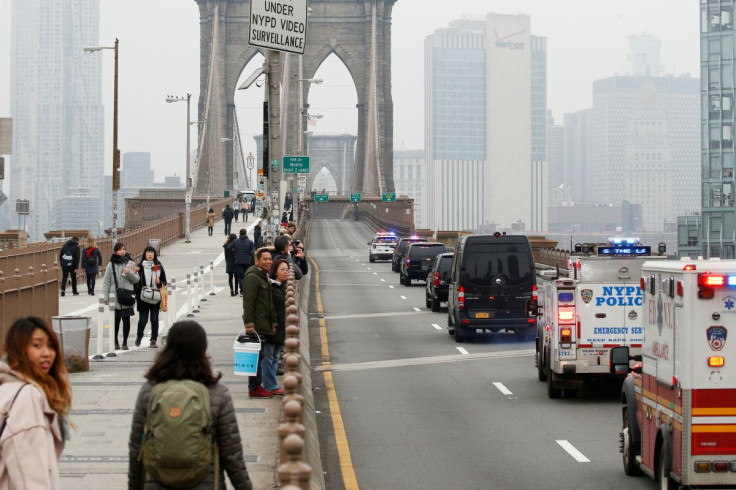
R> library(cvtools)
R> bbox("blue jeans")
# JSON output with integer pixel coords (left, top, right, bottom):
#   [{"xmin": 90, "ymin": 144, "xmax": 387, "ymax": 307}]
[{"xmin": 261, "ymin": 342, "xmax": 281, "ymax": 392}]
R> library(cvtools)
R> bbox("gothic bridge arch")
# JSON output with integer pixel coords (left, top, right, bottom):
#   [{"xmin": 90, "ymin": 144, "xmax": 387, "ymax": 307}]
[{"xmin": 195, "ymin": 0, "xmax": 397, "ymax": 196}]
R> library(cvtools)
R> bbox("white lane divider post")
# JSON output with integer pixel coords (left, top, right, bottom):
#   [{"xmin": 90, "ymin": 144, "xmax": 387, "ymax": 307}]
[
  {"xmin": 186, "ymin": 274, "xmax": 194, "ymax": 317},
  {"xmin": 107, "ymin": 292, "xmax": 117, "ymax": 357},
  {"xmin": 92, "ymin": 295, "xmax": 105, "ymax": 360},
  {"xmin": 167, "ymin": 279, "xmax": 176, "ymax": 336},
  {"xmin": 193, "ymin": 268, "xmax": 201, "ymax": 313},
  {"xmin": 200, "ymin": 265, "xmax": 208, "ymax": 302},
  {"xmin": 209, "ymin": 260, "xmax": 216, "ymax": 296}
]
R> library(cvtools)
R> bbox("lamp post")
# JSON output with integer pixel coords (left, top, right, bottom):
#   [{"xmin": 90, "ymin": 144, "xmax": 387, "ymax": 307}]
[
  {"xmin": 166, "ymin": 93, "xmax": 193, "ymax": 243},
  {"xmin": 84, "ymin": 39, "xmax": 120, "ymax": 245},
  {"xmin": 246, "ymin": 152, "xmax": 255, "ymax": 190}
]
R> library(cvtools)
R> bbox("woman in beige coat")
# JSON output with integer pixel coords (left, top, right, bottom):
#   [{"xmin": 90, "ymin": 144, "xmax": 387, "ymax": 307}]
[
  {"xmin": 0, "ymin": 316, "xmax": 72, "ymax": 489},
  {"xmin": 206, "ymin": 207, "xmax": 216, "ymax": 236}
]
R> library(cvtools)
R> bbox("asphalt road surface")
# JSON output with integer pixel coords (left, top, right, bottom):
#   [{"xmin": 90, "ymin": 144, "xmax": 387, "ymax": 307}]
[{"xmin": 308, "ymin": 219, "xmax": 657, "ymax": 490}]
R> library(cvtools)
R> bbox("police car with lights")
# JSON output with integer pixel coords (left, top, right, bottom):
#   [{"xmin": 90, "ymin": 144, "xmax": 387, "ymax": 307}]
[
  {"xmin": 368, "ymin": 232, "xmax": 398, "ymax": 263},
  {"xmin": 611, "ymin": 259, "xmax": 736, "ymax": 489},
  {"xmin": 536, "ymin": 238, "xmax": 666, "ymax": 399}
]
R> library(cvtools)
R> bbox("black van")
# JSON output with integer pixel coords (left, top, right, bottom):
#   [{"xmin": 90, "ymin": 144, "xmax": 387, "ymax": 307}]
[{"xmin": 447, "ymin": 232, "xmax": 537, "ymax": 343}]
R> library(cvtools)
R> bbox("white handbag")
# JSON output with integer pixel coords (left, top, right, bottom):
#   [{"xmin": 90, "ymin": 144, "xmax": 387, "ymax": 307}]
[{"xmin": 140, "ymin": 269, "xmax": 162, "ymax": 305}]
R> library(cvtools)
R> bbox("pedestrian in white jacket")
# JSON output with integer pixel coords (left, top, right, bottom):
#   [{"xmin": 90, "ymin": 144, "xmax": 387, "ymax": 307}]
[{"xmin": 0, "ymin": 316, "xmax": 72, "ymax": 489}]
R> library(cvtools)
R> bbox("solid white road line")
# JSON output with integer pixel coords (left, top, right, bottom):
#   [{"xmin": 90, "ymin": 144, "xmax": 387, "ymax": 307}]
[
  {"xmin": 493, "ymin": 382, "xmax": 513, "ymax": 396},
  {"xmin": 456, "ymin": 347, "xmax": 469, "ymax": 355},
  {"xmin": 431, "ymin": 323, "xmax": 442, "ymax": 330},
  {"xmin": 556, "ymin": 440, "xmax": 591, "ymax": 463}
]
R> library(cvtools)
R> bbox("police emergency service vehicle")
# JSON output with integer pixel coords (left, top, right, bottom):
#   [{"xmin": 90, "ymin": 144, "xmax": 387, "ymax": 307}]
[
  {"xmin": 536, "ymin": 239, "xmax": 665, "ymax": 398},
  {"xmin": 368, "ymin": 232, "xmax": 398, "ymax": 263},
  {"xmin": 611, "ymin": 259, "xmax": 736, "ymax": 488}
]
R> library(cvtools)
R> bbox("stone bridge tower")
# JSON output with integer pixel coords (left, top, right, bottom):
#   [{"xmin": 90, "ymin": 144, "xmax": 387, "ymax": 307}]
[{"xmin": 195, "ymin": 0, "xmax": 397, "ymax": 196}]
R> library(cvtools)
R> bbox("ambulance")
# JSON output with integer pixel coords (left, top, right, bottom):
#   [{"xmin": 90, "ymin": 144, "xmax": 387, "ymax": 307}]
[
  {"xmin": 536, "ymin": 239, "xmax": 665, "ymax": 399},
  {"xmin": 611, "ymin": 259, "xmax": 736, "ymax": 488}
]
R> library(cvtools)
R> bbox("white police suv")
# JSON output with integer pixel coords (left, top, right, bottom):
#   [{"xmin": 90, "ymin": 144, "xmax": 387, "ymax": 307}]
[{"xmin": 368, "ymin": 232, "xmax": 398, "ymax": 263}]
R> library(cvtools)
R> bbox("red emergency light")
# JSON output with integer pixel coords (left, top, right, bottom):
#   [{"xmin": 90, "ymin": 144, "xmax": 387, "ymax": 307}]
[{"xmin": 699, "ymin": 274, "xmax": 726, "ymax": 287}]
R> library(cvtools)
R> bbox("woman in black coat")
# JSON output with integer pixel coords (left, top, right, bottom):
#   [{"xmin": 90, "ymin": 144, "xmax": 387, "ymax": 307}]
[
  {"xmin": 134, "ymin": 246, "xmax": 167, "ymax": 349},
  {"xmin": 223, "ymin": 233, "xmax": 237, "ymax": 296},
  {"xmin": 81, "ymin": 237, "xmax": 103, "ymax": 295}
]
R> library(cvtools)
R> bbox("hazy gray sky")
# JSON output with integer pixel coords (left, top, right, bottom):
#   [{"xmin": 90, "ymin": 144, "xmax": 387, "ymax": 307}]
[{"xmin": 0, "ymin": 0, "xmax": 699, "ymax": 184}]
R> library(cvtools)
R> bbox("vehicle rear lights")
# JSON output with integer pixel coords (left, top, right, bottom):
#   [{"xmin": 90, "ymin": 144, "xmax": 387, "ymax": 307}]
[
  {"xmin": 406, "ymin": 258, "xmax": 411, "ymax": 265},
  {"xmin": 699, "ymin": 274, "xmax": 726, "ymax": 287},
  {"xmin": 698, "ymin": 288, "xmax": 716, "ymax": 299},
  {"xmin": 713, "ymin": 461, "xmax": 729, "ymax": 472},
  {"xmin": 433, "ymin": 272, "xmax": 439, "ymax": 287},
  {"xmin": 560, "ymin": 327, "xmax": 573, "ymax": 343},
  {"xmin": 558, "ymin": 292, "xmax": 574, "ymax": 302},
  {"xmin": 532, "ymin": 284, "xmax": 538, "ymax": 301},
  {"xmin": 640, "ymin": 277, "xmax": 646, "ymax": 291},
  {"xmin": 458, "ymin": 286, "xmax": 465, "ymax": 310},
  {"xmin": 694, "ymin": 461, "xmax": 712, "ymax": 473},
  {"xmin": 677, "ymin": 281, "xmax": 683, "ymax": 297},
  {"xmin": 683, "ymin": 264, "xmax": 697, "ymax": 271},
  {"xmin": 558, "ymin": 307, "xmax": 575, "ymax": 323},
  {"xmin": 527, "ymin": 318, "xmax": 535, "ymax": 323},
  {"xmin": 708, "ymin": 356, "xmax": 725, "ymax": 368}
]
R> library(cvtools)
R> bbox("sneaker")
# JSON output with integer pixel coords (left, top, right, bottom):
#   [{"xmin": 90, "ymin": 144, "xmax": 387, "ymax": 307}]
[
  {"xmin": 134, "ymin": 337, "xmax": 142, "ymax": 347},
  {"xmin": 60, "ymin": 291, "xmax": 65, "ymax": 297},
  {"xmin": 122, "ymin": 344, "xmax": 129, "ymax": 350},
  {"xmin": 150, "ymin": 340, "xmax": 158, "ymax": 348},
  {"xmin": 270, "ymin": 388, "xmax": 285, "ymax": 396},
  {"xmin": 248, "ymin": 386, "xmax": 273, "ymax": 399}
]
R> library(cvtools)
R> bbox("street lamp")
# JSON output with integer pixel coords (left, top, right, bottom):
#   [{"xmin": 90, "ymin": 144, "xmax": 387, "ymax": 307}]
[
  {"xmin": 84, "ymin": 39, "xmax": 119, "ymax": 245},
  {"xmin": 246, "ymin": 152, "xmax": 255, "ymax": 190},
  {"xmin": 166, "ymin": 93, "xmax": 193, "ymax": 243}
]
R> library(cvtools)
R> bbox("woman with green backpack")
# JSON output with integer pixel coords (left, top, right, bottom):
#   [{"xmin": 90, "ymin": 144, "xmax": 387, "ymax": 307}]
[{"xmin": 128, "ymin": 320, "xmax": 253, "ymax": 489}]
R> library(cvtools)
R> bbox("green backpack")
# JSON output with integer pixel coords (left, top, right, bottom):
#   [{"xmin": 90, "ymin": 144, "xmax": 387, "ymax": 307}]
[{"xmin": 139, "ymin": 380, "xmax": 218, "ymax": 488}]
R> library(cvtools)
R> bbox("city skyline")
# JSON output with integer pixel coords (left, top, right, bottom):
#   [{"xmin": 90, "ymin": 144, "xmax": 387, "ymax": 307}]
[{"xmin": 0, "ymin": 0, "xmax": 699, "ymax": 191}]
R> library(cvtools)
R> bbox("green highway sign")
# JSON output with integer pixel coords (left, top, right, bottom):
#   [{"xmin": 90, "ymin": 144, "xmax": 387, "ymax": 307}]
[
  {"xmin": 350, "ymin": 193, "xmax": 362, "ymax": 203},
  {"xmin": 314, "ymin": 194, "xmax": 329, "ymax": 202},
  {"xmin": 283, "ymin": 156, "xmax": 310, "ymax": 174},
  {"xmin": 381, "ymin": 192, "xmax": 397, "ymax": 202}
]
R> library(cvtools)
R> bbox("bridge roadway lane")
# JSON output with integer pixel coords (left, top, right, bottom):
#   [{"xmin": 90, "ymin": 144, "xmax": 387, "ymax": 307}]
[{"xmin": 308, "ymin": 220, "xmax": 656, "ymax": 490}]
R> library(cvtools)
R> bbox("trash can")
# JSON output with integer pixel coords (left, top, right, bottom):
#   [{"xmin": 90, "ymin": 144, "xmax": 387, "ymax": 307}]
[
  {"xmin": 224, "ymin": 190, "xmax": 230, "ymax": 198},
  {"xmin": 51, "ymin": 316, "xmax": 91, "ymax": 373},
  {"xmin": 148, "ymin": 238, "xmax": 161, "ymax": 256}
]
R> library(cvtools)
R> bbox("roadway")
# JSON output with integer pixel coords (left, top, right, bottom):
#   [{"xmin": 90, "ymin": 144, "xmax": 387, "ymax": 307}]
[{"xmin": 307, "ymin": 219, "xmax": 657, "ymax": 490}]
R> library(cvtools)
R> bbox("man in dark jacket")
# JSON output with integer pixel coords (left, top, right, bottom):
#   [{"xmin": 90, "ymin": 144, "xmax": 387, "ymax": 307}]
[
  {"xmin": 229, "ymin": 229, "xmax": 255, "ymax": 296},
  {"xmin": 222, "ymin": 204, "xmax": 234, "ymax": 235},
  {"xmin": 59, "ymin": 237, "xmax": 80, "ymax": 296},
  {"xmin": 242, "ymin": 248, "xmax": 276, "ymax": 399},
  {"xmin": 272, "ymin": 235, "xmax": 304, "ymax": 280}
]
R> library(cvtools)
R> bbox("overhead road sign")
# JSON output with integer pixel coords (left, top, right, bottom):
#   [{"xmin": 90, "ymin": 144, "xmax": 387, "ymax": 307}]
[
  {"xmin": 314, "ymin": 194, "xmax": 329, "ymax": 202},
  {"xmin": 283, "ymin": 156, "xmax": 310, "ymax": 174},
  {"xmin": 382, "ymin": 192, "xmax": 396, "ymax": 202},
  {"xmin": 249, "ymin": 0, "xmax": 308, "ymax": 55},
  {"xmin": 350, "ymin": 193, "xmax": 362, "ymax": 203}
]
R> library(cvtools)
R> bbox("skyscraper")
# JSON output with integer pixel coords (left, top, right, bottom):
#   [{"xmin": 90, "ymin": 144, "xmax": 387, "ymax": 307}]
[
  {"xmin": 10, "ymin": 0, "xmax": 104, "ymax": 241},
  {"xmin": 699, "ymin": 2, "xmax": 736, "ymax": 258},
  {"xmin": 425, "ymin": 14, "xmax": 546, "ymax": 231}
]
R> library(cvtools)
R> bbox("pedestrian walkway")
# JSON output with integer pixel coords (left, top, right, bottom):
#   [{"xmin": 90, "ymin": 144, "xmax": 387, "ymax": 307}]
[{"xmin": 56, "ymin": 217, "xmax": 278, "ymax": 489}]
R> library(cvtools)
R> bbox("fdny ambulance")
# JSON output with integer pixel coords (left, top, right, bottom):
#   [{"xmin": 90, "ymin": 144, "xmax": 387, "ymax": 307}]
[
  {"xmin": 612, "ymin": 259, "xmax": 736, "ymax": 488},
  {"xmin": 536, "ymin": 239, "xmax": 665, "ymax": 399}
]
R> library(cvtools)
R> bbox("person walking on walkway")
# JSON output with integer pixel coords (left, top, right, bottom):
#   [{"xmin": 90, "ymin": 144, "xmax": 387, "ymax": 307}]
[
  {"xmin": 59, "ymin": 236, "xmax": 80, "ymax": 296},
  {"xmin": 222, "ymin": 204, "xmax": 234, "ymax": 236},
  {"xmin": 128, "ymin": 320, "xmax": 253, "ymax": 490},
  {"xmin": 0, "ymin": 316, "xmax": 72, "ymax": 489},
  {"xmin": 233, "ymin": 199, "xmax": 241, "ymax": 222},
  {"xmin": 134, "ymin": 246, "xmax": 167, "ymax": 349},
  {"xmin": 206, "ymin": 208, "xmax": 216, "ymax": 236},
  {"xmin": 102, "ymin": 242, "xmax": 140, "ymax": 350},
  {"xmin": 243, "ymin": 248, "xmax": 276, "ymax": 399},
  {"xmin": 81, "ymin": 237, "xmax": 103, "ymax": 296},
  {"xmin": 224, "ymin": 233, "xmax": 238, "ymax": 296},
  {"xmin": 230, "ymin": 229, "xmax": 255, "ymax": 296},
  {"xmin": 263, "ymin": 257, "xmax": 289, "ymax": 396},
  {"xmin": 242, "ymin": 199, "xmax": 251, "ymax": 222},
  {"xmin": 252, "ymin": 220, "xmax": 263, "ymax": 249}
]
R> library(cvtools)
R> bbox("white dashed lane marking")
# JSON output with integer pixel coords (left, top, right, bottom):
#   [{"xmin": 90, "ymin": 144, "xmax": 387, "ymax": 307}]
[
  {"xmin": 431, "ymin": 324, "xmax": 442, "ymax": 330},
  {"xmin": 400, "ymin": 295, "xmax": 407, "ymax": 300},
  {"xmin": 556, "ymin": 440, "xmax": 590, "ymax": 463},
  {"xmin": 413, "ymin": 307, "xmax": 421, "ymax": 312},
  {"xmin": 456, "ymin": 347, "xmax": 469, "ymax": 355},
  {"xmin": 493, "ymin": 382, "xmax": 513, "ymax": 396}
]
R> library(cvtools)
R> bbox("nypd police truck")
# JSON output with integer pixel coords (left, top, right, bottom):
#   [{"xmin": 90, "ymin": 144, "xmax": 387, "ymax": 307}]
[
  {"xmin": 536, "ymin": 239, "xmax": 666, "ymax": 398},
  {"xmin": 611, "ymin": 259, "xmax": 736, "ymax": 489}
]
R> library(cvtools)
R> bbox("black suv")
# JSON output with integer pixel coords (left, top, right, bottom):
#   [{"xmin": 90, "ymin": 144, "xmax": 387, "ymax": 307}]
[
  {"xmin": 391, "ymin": 236, "xmax": 428, "ymax": 272},
  {"xmin": 400, "ymin": 242, "xmax": 448, "ymax": 286},
  {"xmin": 447, "ymin": 233, "xmax": 537, "ymax": 343},
  {"xmin": 425, "ymin": 252, "xmax": 454, "ymax": 312}
]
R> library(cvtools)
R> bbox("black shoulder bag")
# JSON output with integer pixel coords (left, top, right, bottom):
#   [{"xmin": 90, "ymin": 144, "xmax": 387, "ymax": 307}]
[{"xmin": 113, "ymin": 263, "xmax": 136, "ymax": 307}]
